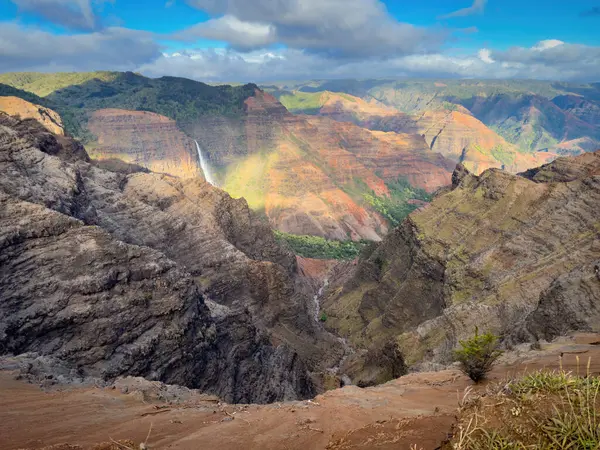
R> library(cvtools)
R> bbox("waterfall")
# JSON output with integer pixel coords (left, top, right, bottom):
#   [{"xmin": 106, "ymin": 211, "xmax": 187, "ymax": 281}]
[{"xmin": 194, "ymin": 140, "xmax": 216, "ymax": 186}]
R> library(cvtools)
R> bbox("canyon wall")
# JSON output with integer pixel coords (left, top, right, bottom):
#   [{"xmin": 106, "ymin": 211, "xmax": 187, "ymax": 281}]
[
  {"xmin": 0, "ymin": 112, "xmax": 343, "ymax": 402},
  {"xmin": 323, "ymin": 152, "xmax": 600, "ymax": 385}
]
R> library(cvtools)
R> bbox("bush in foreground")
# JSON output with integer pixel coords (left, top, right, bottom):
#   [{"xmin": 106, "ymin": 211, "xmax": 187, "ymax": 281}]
[
  {"xmin": 454, "ymin": 327, "xmax": 503, "ymax": 382},
  {"xmin": 446, "ymin": 363, "xmax": 600, "ymax": 449}
]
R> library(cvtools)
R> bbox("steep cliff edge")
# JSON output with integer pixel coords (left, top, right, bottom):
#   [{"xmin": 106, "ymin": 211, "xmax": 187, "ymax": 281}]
[
  {"xmin": 0, "ymin": 96, "xmax": 64, "ymax": 135},
  {"xmin": 188, "ymin": 90, "xmax": 455, "ymax": 240},
  {"xmin": 3, "ymin": 72, "xmax": 456, "ymax": 241},
  {"xmin": 0, "ymin": 113, "xmax": 342, "ymax": 402},
  {"xmin": 323, "ymin": 151, "xmax": 600, "ymax": 385},
  {"xmin": 278, "ymin": 91, "xmax": 556, "ymax": 175},
  {"xmin": 87, "ymin": 108, "xmax": 200, "ymax": 179}
]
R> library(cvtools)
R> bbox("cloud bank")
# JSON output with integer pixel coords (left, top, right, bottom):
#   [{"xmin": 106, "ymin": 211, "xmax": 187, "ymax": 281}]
[
  {"xmin": 9, "ymin": 0, "xmax": 113, "ymax": 31},
  {"xmin": 135, "ymin": 39, "xmax": 600, "ymax": 83},
  {"xmin": 180, "ymin": 0, "xmax": 445, "ymax": 57},
  {"xmin": 0, "ymin": 0, "xmax": 598, "ymax": 82}
]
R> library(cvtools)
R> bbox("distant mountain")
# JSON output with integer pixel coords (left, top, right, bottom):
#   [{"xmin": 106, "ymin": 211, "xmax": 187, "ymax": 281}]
[
  {"xmin": 0, "ymin": 71, "xmax": 258, "ymax": 142},
  {"xmin": 0, "ymin": 72, "xmax": 454, "ymax": 242},
  {"xmin": 0, "ymin": 71, "xmax": 120, "ymax": 97},
  {"xmin": 265, "ymin": 79, "xmax": 600, "ymax": 156},
  {"xmin": 276, "ymin": 90, "xmax": 554, "ymax": 174}
]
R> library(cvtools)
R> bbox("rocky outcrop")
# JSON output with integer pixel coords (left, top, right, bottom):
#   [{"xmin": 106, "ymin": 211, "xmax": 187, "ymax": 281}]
[
  {"xmin": 522, "ymin": 261, "xmax": 600, "ymax": 341},
  {"xmin": 312, "ymin": 95, "xmax": 555, "ymax": 175},
  {"xmin": 87, "ymin": 109, "xmax": 201, "ymax": 179},
  {"xmin": 0, "ymin": 96, "xmax": 64, "ymax": 135},
  {"xmin": 520, "ymin": 151, "xmax": 600, "ymax": 182},
  {"xmin": 186, "ymin": 90, "xmax": 454, "ymax": 240},
  {"xmin": 0, "ymin": 113, "xmax": 342, "ymax": 403},
  {"xmin": 323, "ymin": 151, "xmax": 600, "ymax": 384}
]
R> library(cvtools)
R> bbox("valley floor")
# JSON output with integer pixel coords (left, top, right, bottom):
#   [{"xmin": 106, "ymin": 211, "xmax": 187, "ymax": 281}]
[{"xmin": 2, "ymin": 334, "xmax": 600, "ymax": 450}]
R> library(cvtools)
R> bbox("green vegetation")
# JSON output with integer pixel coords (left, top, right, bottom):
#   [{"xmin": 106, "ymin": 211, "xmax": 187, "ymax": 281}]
[
  {"xmin": 448, "ymin": 365, "xmax": 600, "ymax": 449},
  {"xmin": 361, "ymin": 176, "xmax": 432, "ymax": 226},
  {"xmin": 453, "ymin": 327, "xmax": 502, "ymax": 382},
  {"xmin": 278, "ymin": 91, "xmax": 325, "ymax": 114},
  {"xmin": 277, "ymin": 90, "xmax": 361, "ymax": 114},
  {"xmin": 274, "ymin": 231, "xmax": 368, "ymax": 260},
  {"xmin": 0, "ymin": 71, "xmax": 120, "ymax": 97},
  {"xmin": 0, "ymin": 83, "xmax": 51, "ymax": 107},
  {"xmin": 1, "ymin": 71, "xmax": 258, "ymax": 142},
  {"xmin": 490, "ymin": 144, "xmax": 516, "ymax": 167},
  {"xmin": 320, "ymin": 312, "xmax": 328, "ymax": 322}
]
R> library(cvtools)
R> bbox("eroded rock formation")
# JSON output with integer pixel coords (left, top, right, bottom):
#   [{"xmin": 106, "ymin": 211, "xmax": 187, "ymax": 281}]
[
  {"xmin": 308, "ymin": 92, "xmax": 556, "ymax": 174},
  {"xmin": 87, "ymin": 109, "xmax": 200, "ymax": 179},
  {"xmin": 187, "ymin": 90, "xmax": 455, "ymax": 240},
  {"xmin": 323, "ymin": 151, "xmax": 600, "ymax": 385},
  {"xmin": 0, "ymin": 96, "xmax": 64, "ymax": 135},
  {"xmin": 0, "ymin": 113, "xmax": 342, "ymax": 403}
]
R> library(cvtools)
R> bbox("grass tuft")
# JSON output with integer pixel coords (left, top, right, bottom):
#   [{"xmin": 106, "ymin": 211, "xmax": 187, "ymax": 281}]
[{"xmin": 445, "ymin": 359, "xmax": 600, "ymax": 450}]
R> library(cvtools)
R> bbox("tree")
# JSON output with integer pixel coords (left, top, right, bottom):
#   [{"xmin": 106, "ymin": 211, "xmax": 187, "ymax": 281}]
[{"xmin": 454, "ymin": 327, "xmax": 503, "ymax": 382}]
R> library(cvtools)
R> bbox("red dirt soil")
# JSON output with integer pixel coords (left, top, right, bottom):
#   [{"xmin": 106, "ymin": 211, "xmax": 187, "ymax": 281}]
[{"xmin": 2, "ymin": 334, "xmax": 600, "ymax": 450}]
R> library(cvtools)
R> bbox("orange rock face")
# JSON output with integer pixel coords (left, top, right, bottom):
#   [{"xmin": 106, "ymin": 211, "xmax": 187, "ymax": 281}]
[
  {"xmin": 0, "ymin": 96, "xmax": 64, "ymax": 135},
  {"xmin": 210, "ymin": 91, "xmax": 456, "ymax": 240},
  {"xmin": 84, "ymin": 92, "xmax": 455, "ymax": 241},
  {"xmin": 87, "ymin": 109, "xmax": 201, "ymax": 179},
  {"xmin": 311, "ymin": 92, "xmax": 555, "ymax": 175}
]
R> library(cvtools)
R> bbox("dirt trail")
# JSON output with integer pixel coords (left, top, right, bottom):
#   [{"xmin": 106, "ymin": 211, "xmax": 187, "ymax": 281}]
[{"xmin": 2, "ymin": 334, "xmax": 600, "ymax": 450}]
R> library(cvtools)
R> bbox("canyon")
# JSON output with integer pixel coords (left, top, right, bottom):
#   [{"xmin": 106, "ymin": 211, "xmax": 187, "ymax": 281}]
[
  {"xmin": 269, "ymin": 79, "xmax": 600, "ymax": 157},
  {"xmin": 322, "ymin": 151, "xmax": 600, "ymax": 385},
  {"xmin": 0, "ymin": 111, "xmax": 345, "ymax": 403},
  {"xmin": 276, "ymin": 90, "xmax": 556, "ymax": 174},
  {"xmin": 3, "ymin": 73, "xmax": 599, "ymax": 246},
  {"xmin": 0, "ymin": 74, "xmax": 599, "ymax": 449}
]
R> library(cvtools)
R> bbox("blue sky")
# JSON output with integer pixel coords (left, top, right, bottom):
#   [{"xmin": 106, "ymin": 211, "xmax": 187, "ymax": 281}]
[{"xmin": 1, "ymin": 0, "xmax": 599, "ymax": 81}]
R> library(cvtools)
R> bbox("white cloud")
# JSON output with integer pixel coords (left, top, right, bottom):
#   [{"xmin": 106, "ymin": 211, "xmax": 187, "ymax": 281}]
[
  {"xmin": 180, "ymin": 0, "xmax": 445, "ymax": 57},
  {"xmin": 0, "ymin": 23, "xmax": 161, "ymax": 72},
  {"xmin": 137, "ymin": 39, "xmax": 600, "ymax": 83},
  {"xmin": 439, "ymin": 0, "xmax": 487, "ymax": 19},
  {"xmin": 532, "ymin": 39, "xmax": 564, "ymax": 51},
  {"xmin": 478, "ymin": 48, "xmax": 494, "ymax": 63},
  {"xmin": 175, "ymin": 16, "xmax": 276, "ymax": 50}
]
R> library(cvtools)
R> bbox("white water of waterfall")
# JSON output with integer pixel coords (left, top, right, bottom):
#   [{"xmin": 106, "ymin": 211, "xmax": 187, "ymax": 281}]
[{"xmin": 194, "ymin": 140, "xmax": 216, "ymax": 186}]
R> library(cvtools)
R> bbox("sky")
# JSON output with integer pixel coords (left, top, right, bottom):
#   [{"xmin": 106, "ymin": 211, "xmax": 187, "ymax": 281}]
[{"xmin": 0, "ymin": 0, "xmax": 599, "ymax": 82}]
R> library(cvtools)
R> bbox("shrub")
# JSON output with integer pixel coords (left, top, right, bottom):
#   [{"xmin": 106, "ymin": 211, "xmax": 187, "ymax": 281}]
[
  {"xmin": 446, "ymin": 366, "xmax": 600, "ymax": 450},
  {"xmin": 320, "ymin": 312, "xmax": 328, "ymax": 322},
  {"xmin": 454, "ymin": 327, "xmax": 502, "ymax": 382},
  {"xmin": 273, "ymin": 230, "xmax": 368, "ymax": 260}
]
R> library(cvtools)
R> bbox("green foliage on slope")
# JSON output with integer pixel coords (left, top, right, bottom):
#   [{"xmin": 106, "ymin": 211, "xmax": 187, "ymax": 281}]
[
  {"xmin": 274, "ymin": 231, "xmax": 368, "ymax": 260},
  {"xmin": 278, "ymin": 91, "xmax": 325, "ymax": 114},
  {"xmin": 361, "ymin": 176, "xmax": 432, "ymax": 227},
  {"xmin": 278, "ymin": 90, "xmax": 358, "ymax": 114},
  {"xmin": 0, "ymin": 71, "xmax": 120, "ymax": 97},
  {"xmin": 1, "ymin": 71, "xmax": 259, "ymax": 142},
  {"xmin": 0, "ymin": 83, "xmax": 51, "ymax": 106}
]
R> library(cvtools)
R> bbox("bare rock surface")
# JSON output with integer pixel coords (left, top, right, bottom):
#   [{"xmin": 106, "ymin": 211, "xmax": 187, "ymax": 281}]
[
  {"xmin": 0, "ymin": 96, "xmax": 64, "ymax": 135},
  {"xmin": 0, "ymin": 113, "xmax": 341, "ymax": 403},
  {"xmin": 1, "ymin": 334, "xmax": 599, "ymax": 450},
  {"xmin": 324, "ymin": 151, "xmax": 600, "ymax": 384},
  {"xmin": 87, "ymin": 108, "xmax": 201, "ymax": 179}
]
